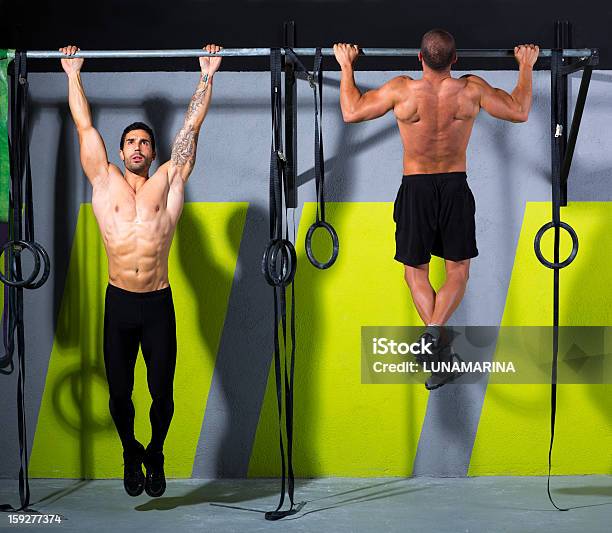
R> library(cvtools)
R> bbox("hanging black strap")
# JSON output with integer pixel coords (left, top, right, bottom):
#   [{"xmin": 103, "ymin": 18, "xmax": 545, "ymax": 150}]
[
  {"xmin": 285, "ymin": 48, "xmax": 339, "ymax": 269},
  {"xmin": 262, "ymin": 49, "xmax": 297, "ymax": 288},
  {"xmin": 263, "ymin": 48, "xmax": 298, "ymax": 521},
  {"xmin": 546, "ymin": 50, "xmax": 568, "ymax": 512},
  {"xmin": 533, "ymin": 49, "xmax": 575, "ymax": 512},
  {"xmin": 0, "ymin": 50, "xmax": 44, "ymax": 515},
  {"xmin": 0, "ymin": 52, "xmax": 49, "ymax": 293}
]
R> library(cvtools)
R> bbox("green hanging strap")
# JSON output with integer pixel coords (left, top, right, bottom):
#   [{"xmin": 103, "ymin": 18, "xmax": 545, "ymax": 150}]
[{"xmin": 0, "ymin": 50, "xmax": 13, "ymax": 223}]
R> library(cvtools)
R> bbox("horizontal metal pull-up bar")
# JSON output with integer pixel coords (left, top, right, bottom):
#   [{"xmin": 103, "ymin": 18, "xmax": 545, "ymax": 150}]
[{"xmin": 18, "ymin": 48, "xmax": 597, "ymax": 60}]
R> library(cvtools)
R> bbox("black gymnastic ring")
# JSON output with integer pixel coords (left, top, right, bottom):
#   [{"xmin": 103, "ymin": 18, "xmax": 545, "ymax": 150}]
[
  {"xmin": 262, "ymin": 240, "xmax": 282, "ymax": 286},
  {"xmin": 24, "ymin": 241, "xmax": 51, "ymax": 289},
  {"xmin": 534, "ymin": 221, "xmax": 579, "ymax": 270},
  {"xmin": 272, "ymin": 239, "xmax": 296, "ymax": 286},
  {"xmin": 262, "ymin": 239, "xmax": 296, "ymax": 286},
  {"xmin": 0, "ymin": 240, "xmax": 41, "ymax": 287},
  {"xmin": 262, "ymin": 239, "xmax": 297, "ymax": 287},
  {"xmin": 305, "ymin": 221, "xmax": 339, "ymax": 270}
]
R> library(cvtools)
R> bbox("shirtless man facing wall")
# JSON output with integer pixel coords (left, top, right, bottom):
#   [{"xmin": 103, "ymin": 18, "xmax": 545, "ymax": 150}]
[
  {"xmin": 60, "ymin": 43, "xmax": 222, "ymax": 497},
  {"xmin": 334, "ymin": 30, "xmax": 539, "ymax": 389}
]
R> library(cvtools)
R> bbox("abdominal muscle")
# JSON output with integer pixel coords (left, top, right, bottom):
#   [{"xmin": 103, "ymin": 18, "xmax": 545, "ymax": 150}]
[{"xmin": 92, "ymin": 178, "xmax": 179, "ymax": 293}]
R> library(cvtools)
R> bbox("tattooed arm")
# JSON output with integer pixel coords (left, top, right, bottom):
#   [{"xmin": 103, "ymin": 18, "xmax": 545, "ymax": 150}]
[{"xmin": 167, "ymin": 43, "xmax": 223, "ymax": 184}]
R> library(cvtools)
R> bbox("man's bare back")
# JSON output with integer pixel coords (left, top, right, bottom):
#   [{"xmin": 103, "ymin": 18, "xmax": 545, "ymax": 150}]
[
  {"xmin": 390, "ymin": 75, "xmax": 481, "ymax": 174},
  {"xmin": 334, "ymin": 42, "xmax": 539, "ymax": 175}
]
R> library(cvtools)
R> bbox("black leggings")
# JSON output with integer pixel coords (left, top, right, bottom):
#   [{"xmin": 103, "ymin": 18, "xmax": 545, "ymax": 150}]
[{"xmin": 103, "ymin": 284, "xmax": 177, "ymax": 455}]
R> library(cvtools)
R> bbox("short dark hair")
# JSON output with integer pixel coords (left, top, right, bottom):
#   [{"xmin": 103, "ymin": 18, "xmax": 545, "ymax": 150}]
[
  {"xmin": 420, "ymin": 29, "xmax": 456, "ymax": 71},
  {"xmin": 120, "ymin": 122, "xmax": 156, "ymax": 152}
]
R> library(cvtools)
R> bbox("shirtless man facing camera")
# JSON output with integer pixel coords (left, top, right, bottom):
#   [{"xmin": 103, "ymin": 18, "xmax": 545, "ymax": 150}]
[
  {"xmin": 60, "ymin": 43, "xmax": 222, "ymax": 496},
  {"xmin": 334, "ymin": 30, "xmax": 538, "ymax": 389}
]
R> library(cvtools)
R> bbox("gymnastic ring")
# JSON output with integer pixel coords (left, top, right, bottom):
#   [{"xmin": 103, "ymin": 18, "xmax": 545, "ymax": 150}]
[
  {"xmin": 305, "ymin": 221, "xmax": 339, "ymax": 270},
  {"xmin": 0, "ymin": 240, "xmax": 41, "ymax": 287},
  {"xmin": 262, "ymin": 239, "xmax": 296, "ymax": 286},
  {"xmin": 262, "ymin": 239, "xmax": 297, "ymax": 287},
  {"xmin": 533, "ymin": 221, "xmax": 579, "ymax": 270},
  {"xmin": 23, "ymin": 241, "xmax": 51, "ymax": 289},
  {"xmin": 267, "ymin": 239, "xmax": 296, "ymax": 286}
]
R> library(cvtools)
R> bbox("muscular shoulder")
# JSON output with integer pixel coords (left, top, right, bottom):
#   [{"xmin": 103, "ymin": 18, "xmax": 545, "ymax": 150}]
[
  {"xmin": 461, "ymin": 74, "xmax": 490, "ymax": 93},
  {"xmin": 380, "ymin": 75, "xmax": 413, "ymax": 100},
  {"xmin": 387, "ymin": 75, "xmax": 413, "ymax": 90},
  {"xmin": 459, "ymin": 74, "xmax": 488, "ymax": 102},
  {"xmin": 391, "ymin": 75, "xmax": 413, "ymax": 84}
]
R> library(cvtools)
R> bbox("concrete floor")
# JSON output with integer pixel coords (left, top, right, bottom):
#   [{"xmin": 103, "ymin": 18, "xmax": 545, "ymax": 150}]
[{"xmin": 0, "ymin": 477, "xmax": 610, "ymax": 532}]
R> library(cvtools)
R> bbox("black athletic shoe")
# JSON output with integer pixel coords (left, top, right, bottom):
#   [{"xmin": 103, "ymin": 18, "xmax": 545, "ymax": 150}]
[
  {"xmin": 416, "ymin": 327, "xmax": 455, "ymax": 364},
  {"xmin": 123, "ymin": 443, "xmax": 145, "ymax": 497},
  {"xmin": 144, "ymin": 447, "xmax": 166, "ymax": 498},
  {"xmin": 425, "ymin": 349, "xmax": 465, "ymax": 391},
  {"xmin": 416, "ymin": 332, "xmax": 437, "ymax": 364}
]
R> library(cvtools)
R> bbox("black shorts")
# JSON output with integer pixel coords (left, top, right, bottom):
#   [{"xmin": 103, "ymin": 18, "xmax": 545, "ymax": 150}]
[{"xmin": 393, "ymin": 172, "xmax": 478, "ymax": 266}]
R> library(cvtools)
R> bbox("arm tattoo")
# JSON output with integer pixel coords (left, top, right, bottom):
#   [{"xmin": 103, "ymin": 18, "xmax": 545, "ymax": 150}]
[
  {"xmin": 185, "ymin": 73, "xmax": 210, "ymax": 122},
  {"xmin": 171, "ymin": 125, "xmax": 197, "ymax": 167},
  {"xmin": 171, "ymin": 74, "xmax": 209, "ymax": 168}
]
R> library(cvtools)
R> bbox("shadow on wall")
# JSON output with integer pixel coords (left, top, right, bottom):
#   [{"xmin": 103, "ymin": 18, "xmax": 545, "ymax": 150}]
[
  {"xmin": 476, "ymin": 70, "xmax": 612, "ymax": 474},
  {"xmin": 198, "ymin": 200, "xmax": 278, "ymax": 478},
  {"xmin": 300, "ymin": 98, "xmax": 400, "ymax": 476},
  {"xmin": 44, "ymin": 105, "xmax": 109, "ymax": 479},
  {"xmin": 565, "ymin": 205, "xmax": 612, "ymax": 474},
  {"xmin": 470, "ymin": 200, "xmax": 612, "ymax": 476},
  {"xmin": 48, "ymin": 201, "xmax": 112, "ymax": 479},
  {"xmin": 249, "ymin": 82, "xmax": 426, "ymax": 478},
  {"xmin": 28, "ymin": 99, "xmax": 105, "ymax": 328},
  {"xmin": 568, "ymin": 72, "xmax": 612, "ymax": 474},
  {"xmin": 142, "ymin": 94, "xmax": 229, "ymax": 358},
  {"xmin": 50, "ymin": 104, "xmax": 81, "ymax": 330},
  {"xmin": 142, "ymin": 96, "xmax": 268, "ymax": 478}
]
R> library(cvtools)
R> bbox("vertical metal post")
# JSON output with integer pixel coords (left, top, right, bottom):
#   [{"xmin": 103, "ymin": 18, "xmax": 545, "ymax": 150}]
[
  {"xmin": 551, "ymin": 48, "xmax": 563, "ymax": 225},
  {"xmin": 554, "ymin": 20, "xmax": 571, "ymax": 206},
  {"xmin": 284, "ymin": 21, "xmax": 297, "ymax": 208}
]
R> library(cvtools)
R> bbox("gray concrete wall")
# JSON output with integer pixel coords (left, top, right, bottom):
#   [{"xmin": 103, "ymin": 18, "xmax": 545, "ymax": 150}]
[{"xmin": 1, "ymin": 69, "xmax": 610, "ymax": 478}]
